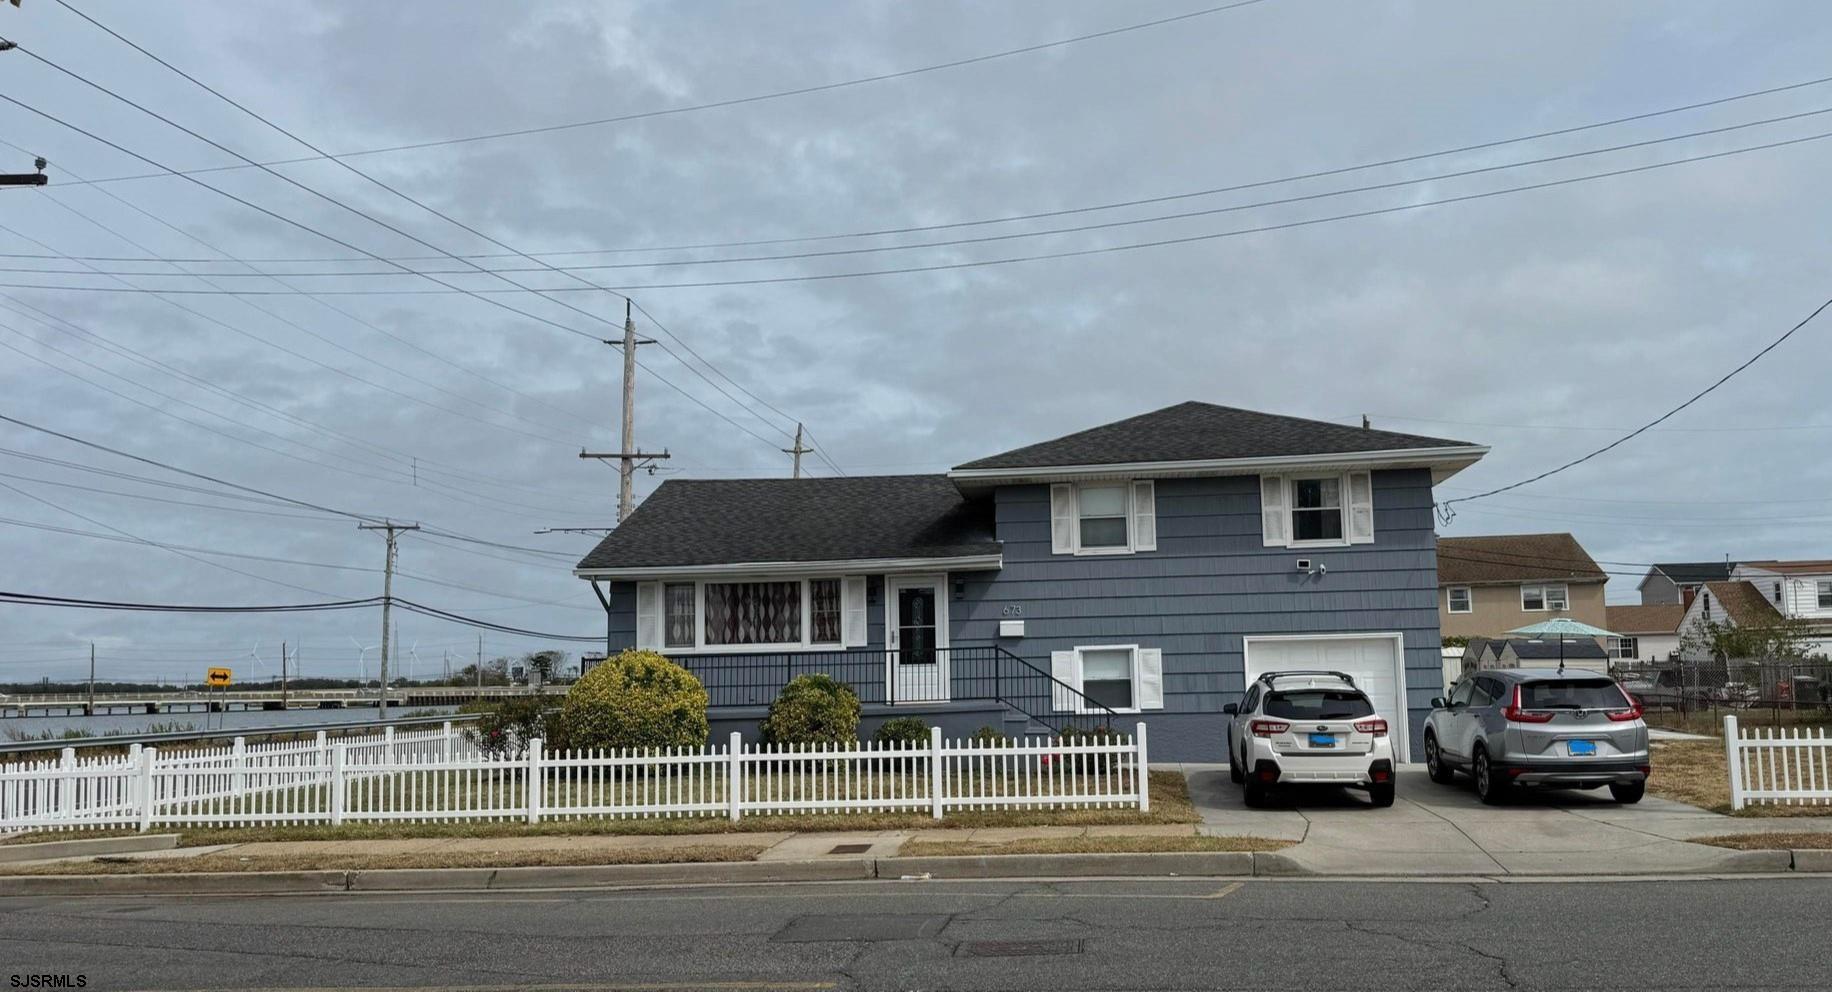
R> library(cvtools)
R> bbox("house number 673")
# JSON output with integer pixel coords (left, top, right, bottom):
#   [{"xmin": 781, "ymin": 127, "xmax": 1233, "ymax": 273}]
[{"xmin": 1001, "ymin": 605, "xmax": 1024, "ymax": 617}]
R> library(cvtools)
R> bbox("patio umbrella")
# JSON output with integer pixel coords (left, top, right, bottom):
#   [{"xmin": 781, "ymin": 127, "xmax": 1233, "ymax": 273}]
[{"xmin": 1506, "ymin": 617, "xmax": 1621, "ymax": 673}]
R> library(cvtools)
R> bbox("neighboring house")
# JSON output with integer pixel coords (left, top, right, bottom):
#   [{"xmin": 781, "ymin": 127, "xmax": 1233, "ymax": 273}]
[
  {"xmin": 1675, "ymin": 579, "xmax": 1832, "ymax": 659},
  {"xmin": 1464, "ymin": 636, "xmax": 1611, "ymax": 674},
  {"xmin": 1436, "ymin": 533, "xmax": 1609, "ymax": 640},
  {"xmin": 1603, "ymin": 604, "xmax": 1686, "ymax": 663},
  {"xmin": 573, "ymin": 401, "xmax": 1488, "ymax": 762},
  {"xmin": 1637, "ymin": 561, "xmax": 1737, "ymax": 608}
]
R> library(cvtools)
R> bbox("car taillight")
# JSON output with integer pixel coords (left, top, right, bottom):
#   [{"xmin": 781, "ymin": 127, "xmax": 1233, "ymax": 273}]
[
  {"xmin": 1502, "ymin": 685, "xmax": 1555, "ymax": 724},
  {"xmin": 1353, "ymin": 718, "xmax": 1388, "ymax": 736},
  {"xmin": 1249, "ymin": 719, "xmax": 1290, "ymax": 737},
  {"xmin": 1605, "ymin": 691, "xmax": 1644, "ymax": 722}
]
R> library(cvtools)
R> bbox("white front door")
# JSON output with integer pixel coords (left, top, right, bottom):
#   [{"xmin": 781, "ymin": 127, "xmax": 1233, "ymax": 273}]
[
  {"xmin": 885, "ymin": 575, "xmax": 949, "ymax": 703},
  {"xmin": 1243, "ymin": 634, "xmax": 1409, "ymax": 761}
]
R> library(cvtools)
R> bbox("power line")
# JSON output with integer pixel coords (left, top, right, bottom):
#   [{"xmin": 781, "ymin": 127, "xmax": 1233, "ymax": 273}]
[
  {"xmin": 40, "ymin": 0, "xmax": 1272, "ymax": 177},
  {"xmin": 1437, "ymin": 294, "xmax": 1832, "ymax": 519}
]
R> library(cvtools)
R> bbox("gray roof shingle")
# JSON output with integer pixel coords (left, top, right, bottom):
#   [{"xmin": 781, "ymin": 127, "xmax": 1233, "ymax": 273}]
[
  {"xmin": 575, "ymin": 475, "xmax": 998, "ymax": 572},
  {"xmin": 1652, "ymin": 562, "xmax": 1738, "ymax": 584},
  {"xmin": 953, "ymin": 401, "xmax": 1472, "ymax": 471}
]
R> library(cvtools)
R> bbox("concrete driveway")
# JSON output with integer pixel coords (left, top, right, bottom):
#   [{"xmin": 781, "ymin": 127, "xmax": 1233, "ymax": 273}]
[{"xmin": 1179, "ymin": 764, "xmax": 1832, "ymax": 876}]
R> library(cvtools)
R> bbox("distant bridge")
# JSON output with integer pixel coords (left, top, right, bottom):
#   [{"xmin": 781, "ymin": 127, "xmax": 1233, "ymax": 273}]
[{"xmin": 0, "ymin": 684, "xmax": 565, "ymax": 718}]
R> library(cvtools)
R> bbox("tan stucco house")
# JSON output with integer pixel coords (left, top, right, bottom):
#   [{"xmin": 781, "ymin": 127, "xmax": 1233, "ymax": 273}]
[{"xmin": 1437, "ymin": 533, "xmax": 1608, "ymax": 640}]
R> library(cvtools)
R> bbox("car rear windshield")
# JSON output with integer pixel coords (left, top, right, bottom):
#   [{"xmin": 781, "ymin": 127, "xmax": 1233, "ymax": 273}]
[
  {"xmin": 1263, "ymin": 690, "xmax": 1374, "ymax": 720},
  {"xmin": 1520, "ymin": 679, "xmax": 1631, "ymax": 710}
]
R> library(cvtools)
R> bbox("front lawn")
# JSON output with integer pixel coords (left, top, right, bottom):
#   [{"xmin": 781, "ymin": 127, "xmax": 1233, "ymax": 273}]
[
  {"xmin": 1646, "ymin": 709, "xmax": 1832, "ymax": 737},
  {"xmin": 1647, "ymin": 740, "xmax": 1832, "ymax": 817}
]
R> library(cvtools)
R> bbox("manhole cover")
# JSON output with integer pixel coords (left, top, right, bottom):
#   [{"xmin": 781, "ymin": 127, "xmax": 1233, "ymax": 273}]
[
  {"xmin": 828, "ymin": 843, "xmax": 872, "ymax": 854},
  {"xmin": 773, "ymin": 914, "xmax": 951, "ymax": 942},
  {"xmin": 956, "ymin": 940, "xmax": 1084, "ymax": 958}
]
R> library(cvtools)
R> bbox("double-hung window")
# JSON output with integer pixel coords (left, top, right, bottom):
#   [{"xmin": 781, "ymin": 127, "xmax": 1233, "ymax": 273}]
[
  {"xmin": 1520, "ymin": 583, "xmax": 1569, "ymax": 612},
  {"xmin": 1260, "ymin": 472, "xmax": 1374, "ymax": 547},
  {"xmin": 1290, "ymin": 476, "xmax": 1343, "ymax": 543},
  {"xmin": 1447, "ymin": 586, "xmax": 1472, "ymax": 614},
  {"xmin": 637, "ymin": 576, "xmax": 865, "ymax": 652},
  {"xmin": 1050, "ymin": 481, "xmax": 1156, "ymax": 555},
  {"xmin": 1818, "ymin": 581, "xmax": 1832, "ymax": 610},
  {"xmin": 1609, "ymin": 636, "xmax": 1639, "ymax": 660},
  {"xmin": 663, "ymin": 582, "xmax": 696, "ymax": 648},
  {"xmin": 1049, "ymin": 644, "xmax": 1164, "ymax": 713}
]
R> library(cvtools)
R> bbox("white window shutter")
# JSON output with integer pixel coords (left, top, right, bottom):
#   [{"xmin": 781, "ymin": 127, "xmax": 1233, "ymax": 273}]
[
  {"xmin": 1049, "ymin": 483, "xmax": 1076, "ymax": 555},
  {"xmin": 1050, "ymin": 650, "xmax": 1080, "ymax": 712},
  {"xmin": 842, "ymin": 575, "xmax": 868, "ymax": 647},
  {"xmin": 1347, "ymin": 471, "xmax": 1374, "ymax": 544},
  {"xmin": 635, "ymin": 581, "xmax": 662, "ymax": 650},
  {"xmin": 1137, "ymin": 648, "xmax": 1164, "ymax": 710},
  {"xmin": 1260, "ymin": 475, "xmax": 1288, "ymax": 547},
  {"xmin": 1130, "ymin": 480, "xmax": 1156, "ymax": 551}
]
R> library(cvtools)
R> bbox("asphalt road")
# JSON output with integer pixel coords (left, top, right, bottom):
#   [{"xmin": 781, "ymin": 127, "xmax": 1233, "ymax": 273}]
[{"xmin": 3, "ymin": 876, "xmax": 1828, "ymax": 991}]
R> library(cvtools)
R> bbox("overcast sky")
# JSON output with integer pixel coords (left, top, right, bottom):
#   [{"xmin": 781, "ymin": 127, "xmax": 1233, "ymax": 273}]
[{"xmin": 0, "ymin": 1, "xmax": 1828, "ymax": 685}]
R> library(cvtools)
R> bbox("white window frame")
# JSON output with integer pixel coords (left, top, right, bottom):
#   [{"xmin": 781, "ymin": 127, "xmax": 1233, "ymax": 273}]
[
  {"xmin": 1818, "ymin": 580, "xmax": 1832, "ymax": 610},
  {"xmin": 1261, "ymin": 471, "xmax": 1374, "ymax": 548},
  {"xmin": 1520, "ymin": 582, "xmax": 1569, "ymax": 612},
  {"xmin": 638, "ymin": 575, "xmax": 863, "ymax": 654},
  {"xmin": 1051, "ymin": 480, "xmax": 1156, "ymax": 556},
  {"xmin": 1447, "ymin": 586, "xmax": 1472, "ymax": 614},
  {"xmin": 1609, "ymin": 636, "xmax": 1639, "ymax": 660}
]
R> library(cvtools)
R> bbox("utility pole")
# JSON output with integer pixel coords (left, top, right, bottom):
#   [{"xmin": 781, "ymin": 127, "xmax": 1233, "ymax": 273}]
[
  {"xmin": 87, "ymin": 642, "xmax": 95, "ymax": 717},
  {"xmin": 782, "ymin": 422, "xmax": 812, "ymax": 479},
  {"xmin": 580, "ymin": 299, "xmax": 669, "ymax": 522},
  {"xmin": 476, "ymin": 634, "xmax": 484, "ymax": 701},
  {"xmin": 357, "ymin": 520, "xmax": 419, "ymax": 720},
  {"xmin": 280, "ymin": 641, "xmax": 288, "ymax": 709}
]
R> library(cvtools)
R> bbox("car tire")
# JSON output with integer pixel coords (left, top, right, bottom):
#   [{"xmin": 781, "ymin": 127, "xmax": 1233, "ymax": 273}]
[
  {"xmin": 1424, "ymin": 734, "xmax": 1456, "ymax": 784},
  {"xmin": 1609, "ymin": 780, "xmax": 1646, "ymax": 804},
  {"xmin": 1228, "ymin": 748, "xmax": 1244, "ymax": 784},
  {"xmin": 1474, "ymin": 746, "xmax": 1508, "ymax": 805},
  {"xmin": 1242, "ymin": 776, "xmax": 1268, "ymax": 808},
  {"xmin": 1368, "ymin": 782, "xmax": 1396, "ymax": 808}
]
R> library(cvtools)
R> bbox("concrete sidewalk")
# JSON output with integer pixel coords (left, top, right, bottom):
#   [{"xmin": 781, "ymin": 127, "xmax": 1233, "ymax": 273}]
[{"xmin": 1179, "ymin": 763, "xmax": 1832, "ymax": 876}]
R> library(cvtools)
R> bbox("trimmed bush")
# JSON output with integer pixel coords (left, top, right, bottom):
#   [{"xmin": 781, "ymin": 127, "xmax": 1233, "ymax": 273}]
[
  {"xmin": 558, "ymin": 649, "xmax": 709, "ymax": 751},
  {"xmin": 872, "ymin": 716, "xmax": 930, "ymax": 747},
  {"xmin": 759, "ymin": 674, "xmax": 860, "ymax": 746},
  {"xmin": 464, "ymin": 696, "xmax": 560, "ymax": 759},
  {"xmin": 1058, "ymin": 723, "xmax": 1122, "ymax": 771},
  {"xmin": 971, "ymin": 725, "xmax": 1013, "ymax": 747}
]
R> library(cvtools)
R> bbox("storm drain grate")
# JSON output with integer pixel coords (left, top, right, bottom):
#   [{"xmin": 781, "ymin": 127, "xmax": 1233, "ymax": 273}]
[
  {"xmin": 827, "ymin": 843, "xmax": 872, "ymax": 854},
  {"xmin": 955, "ymin": 939, "xmax": 1084, "ymax": 958}
]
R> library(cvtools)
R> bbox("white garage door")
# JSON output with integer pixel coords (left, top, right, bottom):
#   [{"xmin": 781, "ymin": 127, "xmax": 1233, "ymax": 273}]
[{"xmin": 1243, "ymin": 635, "xmax": 1409, "ymax": 761}]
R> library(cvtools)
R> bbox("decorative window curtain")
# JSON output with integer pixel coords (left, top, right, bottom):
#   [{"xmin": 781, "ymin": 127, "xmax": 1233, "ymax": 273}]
[
  {"xmin": 810, "ymin": 578, "xmax": 842, "ymax": 645},
  {"xmin": 704, "ymin": 581, "xmax": 802, "ymax": 645},
  {"xmin": 663, "ymin": 583, "xmax": 696, "ymax": 648}
]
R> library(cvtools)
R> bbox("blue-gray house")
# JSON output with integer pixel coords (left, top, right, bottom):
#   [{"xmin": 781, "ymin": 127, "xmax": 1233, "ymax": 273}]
[{"xmin": 574, "ymin": 402, "xmax": 1487, "ymax": 762}]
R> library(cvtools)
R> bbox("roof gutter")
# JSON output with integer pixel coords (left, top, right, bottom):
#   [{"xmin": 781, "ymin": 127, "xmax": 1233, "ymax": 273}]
[
  {"xmin": 947, "ymin": 444, "xmax": 1490, "ymax": 486},
  {"xmin": 574, "ymin": 552, "xmax": 1004, "ymax": 581}
]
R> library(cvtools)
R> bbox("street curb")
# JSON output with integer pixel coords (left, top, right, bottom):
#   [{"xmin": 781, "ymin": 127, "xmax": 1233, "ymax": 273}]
[
  {"xmin": 0, "ymin": 869, "xmax": 346, "ymax": 896},
  {"xmin": 880, "ymin": 851, "xmax": 1259, "ymax": 878},
  {"xmin": 0, "ymin": 834, "xmax": 178, "ymax": 864},
  {"xmin": 345, "ymin": 858, "xmax": 876, "ymax": 891},
  {"xmin": 1792, "ymin": 850, "xmax": 1832, "ymax": 872}
]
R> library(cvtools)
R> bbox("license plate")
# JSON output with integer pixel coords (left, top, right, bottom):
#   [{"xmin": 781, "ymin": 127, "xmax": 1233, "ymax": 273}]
[
  {"xmin": 1567, "ymin": 740, "xmax": 1598, "ymax": 756},
  {"xmin": 1308, "ymin": 733, "xmax": 1336, "ymax": 747}
]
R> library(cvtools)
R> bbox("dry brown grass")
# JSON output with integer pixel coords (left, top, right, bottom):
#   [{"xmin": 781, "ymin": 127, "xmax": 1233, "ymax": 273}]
[
  {"xmin": 900, "ymin": 834, "xmax": 1290, "ymax": 857},
  {"xmin": 5, "ymin": 770, "xmax": 1195, "ymax": 847},
  {"xmin": 1647, "ymin": 739, "xmax": 1832, "ymax": 817},
  {"xmin": 0, "ymin": 843, "xmax": 766, "ymax": 876},
  {"xmin": 1692, "ymin": 832, "xmax": 1832, "ymax": 851},
  {"xmin": 1646, "ymin": 709, "xmax": 1832, "ymax": 736}
]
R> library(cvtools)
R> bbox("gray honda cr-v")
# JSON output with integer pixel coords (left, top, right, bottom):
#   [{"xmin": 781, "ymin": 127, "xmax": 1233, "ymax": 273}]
[{"xmin": 1423, "ymin": 669, "xmax": 1650, "ymax": 805}]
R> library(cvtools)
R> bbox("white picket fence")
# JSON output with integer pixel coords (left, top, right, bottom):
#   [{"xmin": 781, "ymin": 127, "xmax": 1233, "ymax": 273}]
[
  {"xmin": 1724, "ymin": 715, "xmax": 1832, "ymax": 809},
  {"xmin": 1, "ymin": 724, "xmax": 1148, "ymax": 831}
]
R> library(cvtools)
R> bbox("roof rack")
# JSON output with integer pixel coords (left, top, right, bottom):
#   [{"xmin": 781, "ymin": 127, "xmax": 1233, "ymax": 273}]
[{"xmin": 1255, "ymin": 669, "xmax": 1358, "ymax": 688}]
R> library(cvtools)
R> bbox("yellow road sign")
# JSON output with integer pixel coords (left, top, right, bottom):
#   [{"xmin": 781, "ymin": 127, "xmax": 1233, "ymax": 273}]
[{"xmin": 206, "ymin": 667, "xmax": 232, "ymax": 686}]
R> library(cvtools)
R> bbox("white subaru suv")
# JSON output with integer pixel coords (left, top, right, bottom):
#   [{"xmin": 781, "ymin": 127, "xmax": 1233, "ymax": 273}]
[{"xmin": 1224, "ymin": 670, "xmax": 1396, "ymax": 808}]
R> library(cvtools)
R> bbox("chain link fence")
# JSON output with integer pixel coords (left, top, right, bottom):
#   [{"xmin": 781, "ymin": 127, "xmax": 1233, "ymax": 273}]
[{"xmin": 1614, "ymin": 658, "xmax": 1832, "ymax": 732}]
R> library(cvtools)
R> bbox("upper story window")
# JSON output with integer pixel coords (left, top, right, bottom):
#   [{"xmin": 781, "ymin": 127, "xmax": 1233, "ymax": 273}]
[
  {"xmin": 1447, "ymin": 586, "xmax": 1472, "ymax": 614},
  {"xmin": 1050, "ymin": 481, "xmax": 1156, "ymax": 556},
  {"xmin": 1772, "ymin": 581, "xmax": 1782, "ymax": 605},
  {"xmin": 1260, "ymin": 471, "xmax": 1373, "ymax": 548},
  {"xmin": 1818, "ymin": 581, "xmax": 1832, "ymax": 609},
  {"xmin": 1521, "ymin": 583, "xmax": 1569, "ymax": 612}
]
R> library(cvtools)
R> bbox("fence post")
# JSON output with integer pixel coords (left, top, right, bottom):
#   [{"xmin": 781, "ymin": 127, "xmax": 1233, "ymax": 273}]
[
  {"xmin": 58, "ymin": 746, "xmax": 76, "ymax": 820},
  {"xmin": 136, "ymin": 746, "xmax": 157, "ymax": 833},
  {"xmin": 929, "ymin": 726, "xmax": 945, "ymax": 820},
  {"xmin": 442, "ymin": 721, "xmax": 454, "ymax": 761},
  {"xmin": 231, "ymin": 736, "xmax": 247, "ymax": 798},
  {"xmin": 1135, "ymin": 722, "xmax": 1151, "ymax": 812},
  {"xmin": 384, "ymin": 725, "xmax": 396, "ymax": 762},
  {"xmin": 1724, "ymin": 714, "xmax": 1745, "ymax": 810},
  {"xmin": 728, "ymin": 732, "xmax": 744, "ymax": 822},
  {"xmin": 329, "ymin": 744, "xmax": 345, "ymax": 826},
  {"xmin": 525, "ymin": 738, "xmax": 545, "ymax": 824}
]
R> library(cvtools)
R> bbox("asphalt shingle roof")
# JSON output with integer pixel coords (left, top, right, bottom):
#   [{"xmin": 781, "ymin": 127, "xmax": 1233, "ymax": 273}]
[
  {"xmin": 1437, "ymin": 533, "xmax": 1606, "ymax": 585},
  {"xmin": 1606, "ymin": 604, "xmax": 1687, "ymax": 635},
  {"xmin": 1700, "ymin": 580, "xmax": 1786, "ymax": 627},
  {"xmin": 953, "ymin": 401, "xmax": 1472, "ymax": 471},
  {"xmin": 574, "ymin": 475, "xmax": 998, "ymax": 571},
  {"xmin": 1651, "ymin": 561, "xmax": 1738, "ymax": 584},
  {"xmin": 1502, "ymin": 637, "xmax": 1610, "ymax": 660}
]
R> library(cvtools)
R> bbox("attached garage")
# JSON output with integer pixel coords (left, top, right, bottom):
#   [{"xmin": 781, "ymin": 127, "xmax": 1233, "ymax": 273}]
[{"xmin": 1243, "ymin": 633, "xmax": 1410, "ymax": 761}]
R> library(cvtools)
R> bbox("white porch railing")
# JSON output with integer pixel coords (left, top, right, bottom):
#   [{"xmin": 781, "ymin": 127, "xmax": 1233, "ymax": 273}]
[
  {"xmin": 1, "ymin": 724, "xmax": 1149, "ymax": 831},
  {"xmin": 1724, "ymin": 715, "xmax": 1832, "ymax": 810}
]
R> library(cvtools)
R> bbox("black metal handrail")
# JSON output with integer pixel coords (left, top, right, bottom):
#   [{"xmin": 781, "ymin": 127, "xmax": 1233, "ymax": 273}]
[{"xmin": 665, "ymin": 645, "xmax": 1123, "ymax": 733}]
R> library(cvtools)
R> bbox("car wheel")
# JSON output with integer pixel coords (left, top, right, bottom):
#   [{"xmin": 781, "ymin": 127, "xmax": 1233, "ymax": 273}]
[
  {"xmin": 1228, "ymin": 747, "xmax": 1244, "ymax": 784},
  {"xmin": 1368, "ymin": 782, "xmax": 1396, "ymax": 808},
  {"xmin": 1424, "ymin": 734, "xmax": 1456, "ymax": 784},
  {"xmin": 1474, "ymin": 747, "xmax": 1508, "ymax": 805},
  {"xmin": 1242, "ymin": 775, "xmax": 1268, "ymax": 808},
  {"xmin": 1609, "ymin": 780, "xmax": 1646, "ymax": 804}
]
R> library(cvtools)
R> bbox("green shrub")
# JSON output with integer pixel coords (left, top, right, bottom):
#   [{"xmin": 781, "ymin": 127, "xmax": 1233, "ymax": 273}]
[
  {"xmin": 759, "ymin": 674, "xmax": 860, "ymax": 746},
  {"xmin": 558, "ymin": 649, "xmax": 709, "ymax": 752},
  {"xmin": 464, "ymin": 695, "xmax": 559, "ymax": 759},
  {"xmin": 872, "ymin": 716, "xmax": 930, "ymax": 747},
  {"xmin": 971, "ymin": 725, "xmax": 1013, "ymax": 747},
  {"xmin": 1058, "ymin": 723, "xmax": 1121, "ymax": 771}
]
